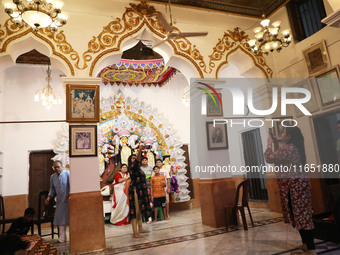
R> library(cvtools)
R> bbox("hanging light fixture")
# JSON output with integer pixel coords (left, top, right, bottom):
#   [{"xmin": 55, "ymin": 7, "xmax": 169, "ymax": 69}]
[
  {"xmin": 248, "ymin": 17, "xmax": 292, "ymax": 55},
  {"xmin": 34, "ymin": 65, "xmax": 62, "ymax": 110},
  {"xmin": 2, "ymin": 0, "xmax": 67, "ymax": 32}
]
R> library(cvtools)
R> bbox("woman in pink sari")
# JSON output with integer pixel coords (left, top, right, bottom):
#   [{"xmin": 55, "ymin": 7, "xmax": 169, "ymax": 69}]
[{"xmin": 110, "ymin": 164, "xmax": 131, "ymax": 225}]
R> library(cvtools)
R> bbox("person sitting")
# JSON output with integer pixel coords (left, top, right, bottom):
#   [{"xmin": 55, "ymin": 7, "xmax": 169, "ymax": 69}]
[
  {"xmin": 7, "ymin": 208, "xmax": 35, "ymax": 236},
  {"xmin": 0, "ymin": 234, "xmax": 29, "ymax": 255}
]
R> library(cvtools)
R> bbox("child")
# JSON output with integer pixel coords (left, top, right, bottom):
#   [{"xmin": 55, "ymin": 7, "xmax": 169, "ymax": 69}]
[
  {"xmin": 140, "ymin": 157, "xmax": 152, "ymax": 188},
  {"xmin": 150, "ymin": 166, "xmax": 167, "ymax": 223},
  {"xmin": 7, "ymin": 207, "xmax": 35, "ymax": 235},
  {"xmin": 152, "ymin": 159, "xmax": 171, "ymax": 220}
]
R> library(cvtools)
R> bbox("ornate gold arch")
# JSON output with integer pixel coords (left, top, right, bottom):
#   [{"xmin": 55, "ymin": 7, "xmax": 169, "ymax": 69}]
[
  {"xmin": 209, "ymin": 28, "xmax": 273, "ymax": 78},
  {"xmin": 0, "ymin": 1, "xmax": 273, "ymax": 79},
  {"xmin": 0, "ymin": 20, "xmax": 75, "ymax": 76},
  {"xmin": 100, "ymin": 109, "xmax": 168, "ymax": 155},
  {"xmin": 85, "ymin": 2, "xmax": 207, "ymax": 77}
]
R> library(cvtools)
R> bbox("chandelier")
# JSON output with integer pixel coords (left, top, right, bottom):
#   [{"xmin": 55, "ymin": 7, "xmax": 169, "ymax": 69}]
[
  {"xmin": 3, "ymin": 0, "xmax": 67, "ymax": 32},
  {"xmin": 34, "ymin": 65, "xmax": 62, "ymax": 110},
  {"xmin": 248, "ymin": 19, "xmax": 292, "ymax": 55}
]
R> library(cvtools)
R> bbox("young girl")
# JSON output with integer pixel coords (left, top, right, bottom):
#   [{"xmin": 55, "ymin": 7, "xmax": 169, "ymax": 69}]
[{"xmin": 110, "ymin": 164, "xmax": 130, "ymax": 225}]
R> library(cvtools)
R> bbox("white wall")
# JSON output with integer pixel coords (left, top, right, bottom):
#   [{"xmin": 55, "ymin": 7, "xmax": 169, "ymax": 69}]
[{"xmin": 0, "ymin": 65, "xmax": 66, "ymax": 196}]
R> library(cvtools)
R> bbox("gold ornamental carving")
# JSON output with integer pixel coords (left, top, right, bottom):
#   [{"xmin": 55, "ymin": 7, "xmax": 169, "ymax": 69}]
[
  {"xmin": 208, "ymin": 27, "xmax": 273, "ymax": 78},
  {"xmin": 88, "ymin": 1, "xmax": 207, "ymax": 77},
  {"xmin": 0, "ymin": 21, "xmax": 75, "ymax": 76},
  {"xmin": 0, "ymin": 1, "xmax": 273, "ymax": 79}
]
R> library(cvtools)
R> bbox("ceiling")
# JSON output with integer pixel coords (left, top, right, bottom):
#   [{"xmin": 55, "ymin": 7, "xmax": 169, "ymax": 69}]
[{"xmin": 150, "ymin": 0, "xmax": 289, "ymax": 18}]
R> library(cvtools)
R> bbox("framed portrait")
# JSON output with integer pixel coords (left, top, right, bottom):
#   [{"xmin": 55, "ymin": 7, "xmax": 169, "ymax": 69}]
[
  {"xmin": 66, "ymin": 84, "xmax": 100, "ymax": 122},
  {"xmin": 206, "ymin": 121, "xmax": 228, "ymax": 150},
  {"xmin": 303, "ymin": 40, "xmax": 330, "ymax": 76},
  {"xmin": 315, "ymin": 65, "xmax": 340, "ymax": 108},
  {"xmin": 292, "ymin": 79, "xmax": 319, "ymax": 117},
  {"xmin": 69, "ymin": 125, "xmax": 97, "ymax": 157},
  {"xmin": 207, "ymin": 93, "xmax": 223, "ymax": 117},
  {"xmin": 273, "ymin": 117, "xmax": 295, "ymax": 140}
]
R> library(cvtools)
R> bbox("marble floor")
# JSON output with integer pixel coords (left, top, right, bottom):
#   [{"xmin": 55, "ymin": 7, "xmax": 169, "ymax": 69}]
[{"xmin": 40, "ymin": 207, "xmax": 340, "ymax": 255}]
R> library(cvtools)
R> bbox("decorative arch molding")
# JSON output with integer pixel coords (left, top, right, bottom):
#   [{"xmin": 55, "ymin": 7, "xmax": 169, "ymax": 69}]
[
  {"xmin": 0, "ymin": 20, "xmax": 74, "ymax": 76},
  {"xmin": 0, "ymin": 2, "xmax": 273, "ymax": 79},
  {"xmin": 85, "ymin": 2, "xmax": 207, "ymax": 78},
  {"xmin": 209, "ymin": 28, "xmax": 273, "ymax": 78}
]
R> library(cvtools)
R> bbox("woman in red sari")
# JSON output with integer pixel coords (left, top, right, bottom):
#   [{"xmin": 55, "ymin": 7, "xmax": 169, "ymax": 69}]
[
  {"xmin": 264, "ymin": 127, "xmax": 315, "ymax": 255},
  {"xmin": 110, "ymin": 164, "xmax": 130, "ymax": 225}
]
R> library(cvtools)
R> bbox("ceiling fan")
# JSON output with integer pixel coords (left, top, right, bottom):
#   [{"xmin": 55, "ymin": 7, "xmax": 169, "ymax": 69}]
[{"xmin": 153, "ymin": 0, "xmax": 208, "ymax": 48}]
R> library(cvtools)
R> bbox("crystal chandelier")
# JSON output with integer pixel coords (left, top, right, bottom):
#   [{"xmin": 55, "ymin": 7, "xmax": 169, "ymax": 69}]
[
  {"xmin": 248, "ymin": 19, "xmax": 292, "ymax": 55},
  {"xmin": 2, "ymin": 0, "xmax": 67, "ymax": 32},
  {"xmin": 34, "ymin": 65, "xmax": 62, "ymax": 110}
]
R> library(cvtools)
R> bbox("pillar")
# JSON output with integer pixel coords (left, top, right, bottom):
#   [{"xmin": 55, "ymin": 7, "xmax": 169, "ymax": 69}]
[{"xmin": 63, "ymin": 77, "xmax": 106, "ymax": 253}]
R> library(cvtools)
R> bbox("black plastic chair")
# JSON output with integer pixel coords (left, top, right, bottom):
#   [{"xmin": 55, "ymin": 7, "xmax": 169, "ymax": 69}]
[
  {"xmin": 0, "ymin": 195, "xmax": 16, "ymax": 234},
  {"xmin": 225, "ymin": 180, "xmax": 255, "ymax": 231},
  {"xmin": 31, "ymin": 191, "xmax": 56, "ymax": 238}
]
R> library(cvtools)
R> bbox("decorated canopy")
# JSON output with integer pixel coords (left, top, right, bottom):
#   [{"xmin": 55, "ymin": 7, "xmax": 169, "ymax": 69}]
[{"xmin": 98, "ymin": 59, "xmax": 177, "ymax": 87}]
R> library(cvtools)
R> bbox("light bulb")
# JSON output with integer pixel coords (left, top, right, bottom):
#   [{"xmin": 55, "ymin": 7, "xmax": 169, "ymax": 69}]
[
  {"xmin": 58, "ymin": 13, "xmax": 68, "ymax": 21},
  {"xmin": 253, "ymin": 27, "xmax": 262, "ymax": 33},
  {"xmin": 10, "ymin": 11, "xmax": 20, "ymax": 18},
  {"xmin": 42, "ymin": 100, "xmax": 47, "ymax": 106},
  {"xmin": 272, "ymin": 41, "xmax": 280, "ymax": 49},
  {"xmin": 248, "ymin": 39, "xmax": 256, "ymax": 47},
  {"xmin": 47, "ymin": 104, "xmax": 51, "ymax": 110},
  {"xmin": 260, "ymin": 19, "xmax": 270, "ymax": 27},
  {"xmin": 269, "ymin": 28, "xmax": 278, "ymax": 35},
  {"xmin": 272, "ymin": 21, "xmax": 281, "ymax": 28},
  {"xmin": 52, "ymin": 0, "xmax": 63, "ymax": 9},
  {"xmin": 4, "ymin": 1, "xmax": 15, "ymax": 9},
  {"xmin": 41, "ymin": 93, "xmax": 46, "ymax": 100},
  {"xmin": 255, "ymin": 32, "xmax": 264, "ymax": 40},
  {"xmin": 281, "ymin": 29, "xmax": 290, "ymax": 37},
  {"xmin": 34, "ymin": 94, "xmax": 39, "ymax": 102},
  {"xmin": 264, "ymin": 42, "xmax": 271, "ymax": 51},
  {"xmin": 58, "ymin": 98, "xmax": 62, "ymax": 104}
]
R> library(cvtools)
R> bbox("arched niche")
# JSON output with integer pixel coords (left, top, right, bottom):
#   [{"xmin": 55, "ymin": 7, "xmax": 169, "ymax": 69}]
[
  {"xmin": 217, "ymin": 49, "xmax": 266, "ymax": 79},
  {"xmin": 92, "ymin": 27, "xmax": 200, "ymax": 84},
  {"xmin": 0, "ymin": 34, "xmax": 71, "ymax": 76}
]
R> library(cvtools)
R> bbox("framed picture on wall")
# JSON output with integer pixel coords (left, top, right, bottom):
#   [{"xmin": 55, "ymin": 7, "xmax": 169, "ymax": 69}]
[
  {"xmin": 292, "ymin": 79, "xmax": 319, "ymax": 117},
  {"xmin": 69, "ymin": 125, "xmax": 97, "ymax": 157},
  {"xmin": 302, "ymin": 40, "xmax": 330, "ymax": 76},
  {"xmin": 206, "ymin": 121, "xmax": 228, "ymax": 150},
  {"xmin": 66, "ymin": 84, "xmax": 100, "ymax": 122},
  {"xmin": 272, "ymin": 117, "xmax": 295, "ymax": 140},
  {"xmin": 315, "ymin": 65, "xmax": 340, "ymax": 108},
  {"xmin": 207, "ymin": 93, "xmax": 223, "ymax": 116}
]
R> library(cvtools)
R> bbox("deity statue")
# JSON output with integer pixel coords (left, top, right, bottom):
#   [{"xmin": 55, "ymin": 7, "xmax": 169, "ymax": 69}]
[{"xmin": 163, "ymin": 155, "xmax": 172, "ymax": 174}]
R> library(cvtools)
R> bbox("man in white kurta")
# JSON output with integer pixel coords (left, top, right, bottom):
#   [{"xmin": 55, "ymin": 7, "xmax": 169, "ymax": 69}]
[{"xmin": 45, "ymin": 160, "xmax": 70, "ymax": 243}]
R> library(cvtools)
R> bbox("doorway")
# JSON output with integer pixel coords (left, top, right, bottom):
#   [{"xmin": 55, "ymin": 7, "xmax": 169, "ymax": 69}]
[
  {"xmin": 313, "ymin": 112, "xmax": 340, "ymax": 185},
  {"xmin": 241, "ymin": 128, "xmax": 268, "ymax": 201},
  {"xmin": 28, "ymin": 150, "xmax": 55, "ymax": 214}
]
